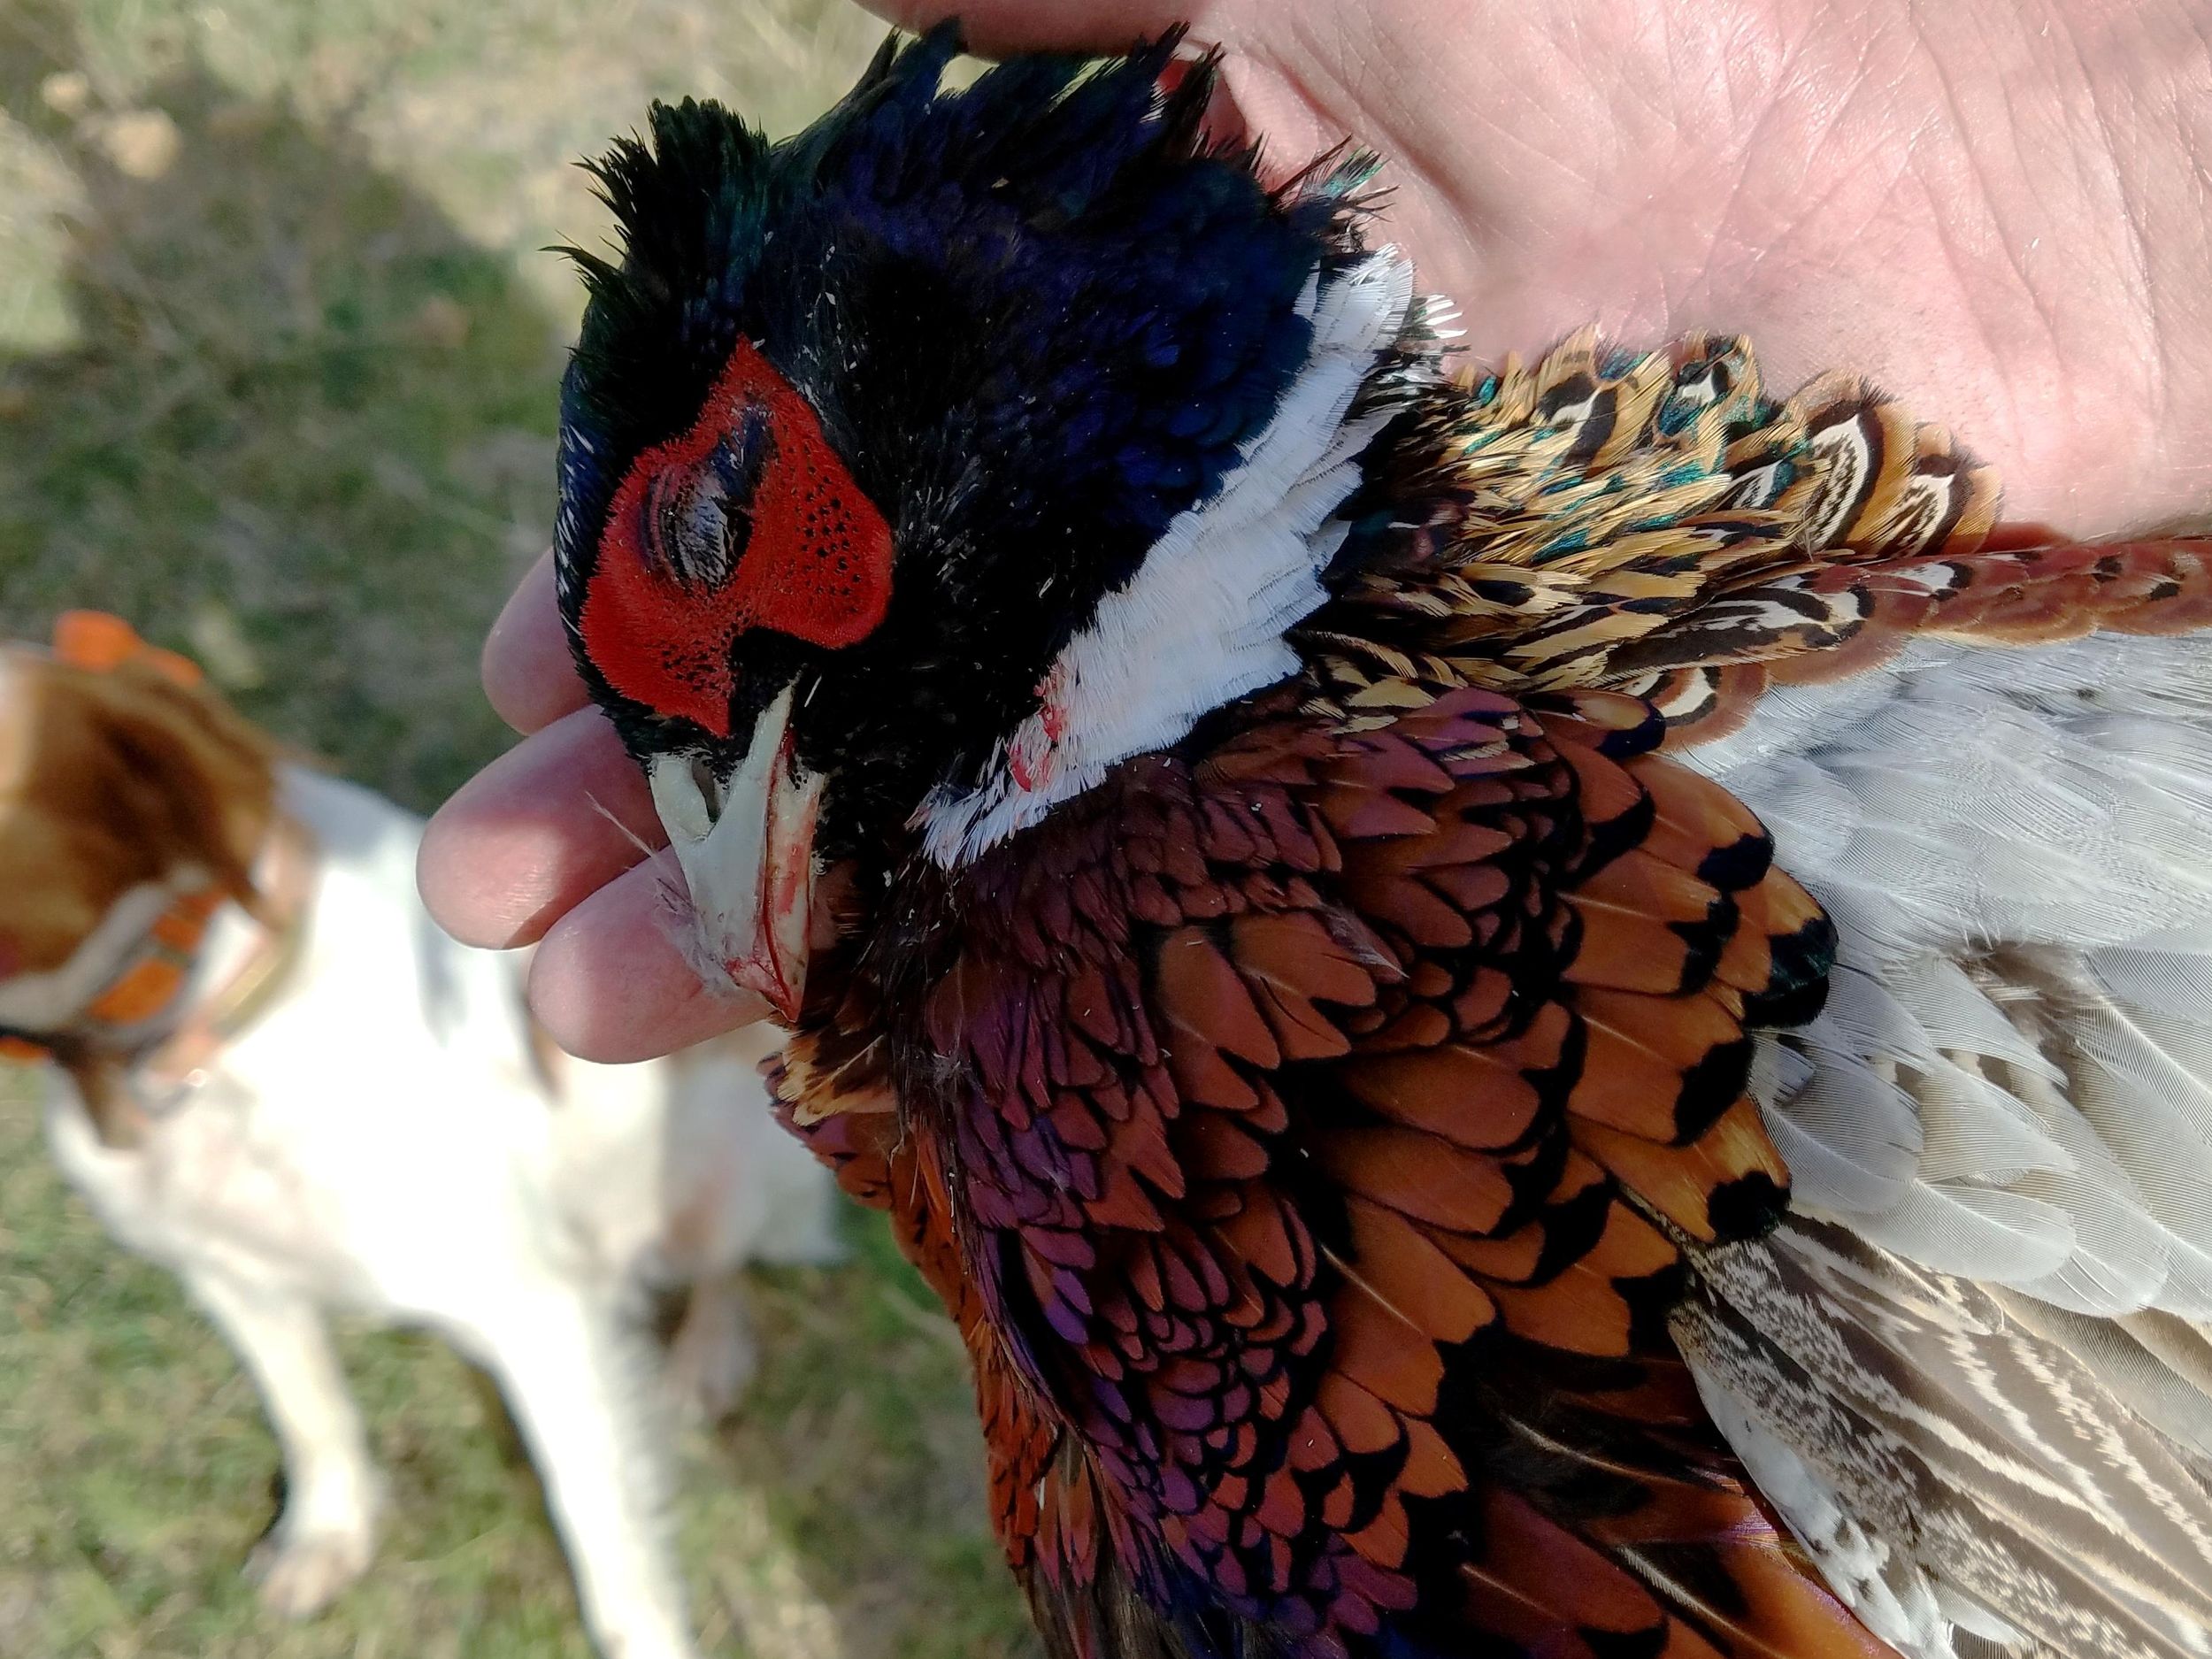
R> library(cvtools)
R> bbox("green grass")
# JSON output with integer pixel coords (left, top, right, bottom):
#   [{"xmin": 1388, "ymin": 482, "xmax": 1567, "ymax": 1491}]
[{"xmin": 0, "ymin": 3, "xmax": 1037, "ymax": 1653}]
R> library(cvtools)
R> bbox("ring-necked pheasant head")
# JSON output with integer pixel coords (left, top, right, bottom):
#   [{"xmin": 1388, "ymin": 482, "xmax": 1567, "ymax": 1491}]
[{"xmin": 556, "ymin": 27, "xmax": 1420, "ymax": 1018}]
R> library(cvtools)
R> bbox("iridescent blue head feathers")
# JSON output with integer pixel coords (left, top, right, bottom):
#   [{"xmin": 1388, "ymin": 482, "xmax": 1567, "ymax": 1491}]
[{"xmin": 557, "ymin": 25, "xmax": 1419, "ymax": 898}]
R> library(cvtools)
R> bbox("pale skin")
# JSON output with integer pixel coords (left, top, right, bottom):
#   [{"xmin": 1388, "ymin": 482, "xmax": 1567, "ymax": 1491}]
[{"xmin": 417, "ymin": 0, "xmax": 2212, "ymax": 1062}]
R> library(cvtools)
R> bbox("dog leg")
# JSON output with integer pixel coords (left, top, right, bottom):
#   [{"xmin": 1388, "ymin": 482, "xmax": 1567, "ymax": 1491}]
[
  {"xmin": 664, "ymin": 1270, "xmax": 758, "ymax": 1425},
  {"xmin": 185, "ymin": 1270, "xmax": 383, "ymax": 1619},
  {"xmin": 473, "ymin": 1286, "xmax": 698, "ymax": 1659}
]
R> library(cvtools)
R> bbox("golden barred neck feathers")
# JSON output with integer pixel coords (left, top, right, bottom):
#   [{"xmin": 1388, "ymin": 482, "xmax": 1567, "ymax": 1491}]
[{"xmin": 1309, "ymin": 331, "xmax": 2000, "ymax": 714}]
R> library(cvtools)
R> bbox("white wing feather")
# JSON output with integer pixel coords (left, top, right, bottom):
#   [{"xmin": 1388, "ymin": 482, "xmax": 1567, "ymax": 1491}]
[
  {"xmin": 1677, "ymin": 628, "xmax": 2212, "ymax": 1656},
  {"xmin": 1687, "ymin": 632, "xmax": 2212, "ymax": 1315}
]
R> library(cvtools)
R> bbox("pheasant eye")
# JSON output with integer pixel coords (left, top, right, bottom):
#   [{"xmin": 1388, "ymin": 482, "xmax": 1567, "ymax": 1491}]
[
  {"xmin": 579, "ymin": 339, "xmax": 894, "ymax": 739},
  {"xmin": 641, "ymin": 402, "xmax": 772, "ymax": 588}
]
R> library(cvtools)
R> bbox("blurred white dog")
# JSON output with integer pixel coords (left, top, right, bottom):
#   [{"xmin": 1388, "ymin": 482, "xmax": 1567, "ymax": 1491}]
[{"xmin": 0, "ymin": 615, "xmax": 836, "ymax": 1659}]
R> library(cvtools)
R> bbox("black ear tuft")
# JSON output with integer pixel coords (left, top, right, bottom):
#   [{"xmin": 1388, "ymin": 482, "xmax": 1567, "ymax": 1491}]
[{"xmin": 579, "ymin": 98, "xmax": 773, "ymax": 331}]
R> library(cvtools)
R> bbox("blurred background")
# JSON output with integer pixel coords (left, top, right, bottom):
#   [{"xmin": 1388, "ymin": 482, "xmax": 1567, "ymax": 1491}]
[{"xmin": 0, "ymin": 2, "xmax": 1035, "ymax": 1653}]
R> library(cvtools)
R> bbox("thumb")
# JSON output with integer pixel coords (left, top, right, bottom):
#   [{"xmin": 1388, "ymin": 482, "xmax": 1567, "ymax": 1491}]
[
  {"xmin": 846, "ymin": 2, "xmax": 1255, "ymax": 154},
  {"xmin": 849, "ymin": 0, "xmax": 1230, "ymax": 58}
]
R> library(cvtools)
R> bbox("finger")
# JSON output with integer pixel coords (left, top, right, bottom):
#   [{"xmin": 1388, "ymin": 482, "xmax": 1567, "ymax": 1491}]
[
  {"xmin": 528, "ymin": 850, "xmax": 772, "ymax": 1063},
  {"xmin": 855, "ymin": 0, "xmax": 1228, "ymax": 58},
  {"xmin": 418, "ymin": 705, "xmax": 664, "ymax": 949},
  {"xmin": 483, "ymin": 549, "xmax": 592, "ymax": 734},
  {"xmin": 852, "ymin": 4, "xmax": 1258, "ymax": 165}
]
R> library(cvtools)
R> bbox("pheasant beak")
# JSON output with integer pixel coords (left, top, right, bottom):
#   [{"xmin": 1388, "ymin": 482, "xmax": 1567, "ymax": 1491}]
[{"xmin": 647, "ymin": 683, "xmax": 820, "ymax": 1024}]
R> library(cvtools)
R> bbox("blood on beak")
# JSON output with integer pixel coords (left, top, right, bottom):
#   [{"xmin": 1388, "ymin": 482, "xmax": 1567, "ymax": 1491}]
[{"xmin": 648, "ymin": 683, "xmax": 821, "ymax": 1023}]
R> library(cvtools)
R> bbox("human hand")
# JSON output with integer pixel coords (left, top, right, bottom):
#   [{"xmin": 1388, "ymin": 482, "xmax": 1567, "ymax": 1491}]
[
  {"xmin": 418, "ymin": 556, "xmax": 777, "ymax": 1061},
  {"xmin": 419, "ymin": 0, "xmax": 2212, "ymax": 1061},
  {"xmin": 877, "ymin": 0, "xmax": 2212, "ymax": 535}
]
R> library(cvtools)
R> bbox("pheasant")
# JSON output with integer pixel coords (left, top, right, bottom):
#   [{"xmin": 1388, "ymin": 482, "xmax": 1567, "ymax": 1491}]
[{"xmin": 551, "ymin": 27, "xmax": 2212, "ymax": 1659}]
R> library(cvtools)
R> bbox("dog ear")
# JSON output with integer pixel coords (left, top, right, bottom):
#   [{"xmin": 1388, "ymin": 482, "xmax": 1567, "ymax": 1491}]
[
  {"xmin": 38, "ymin": 614, "xmax": 278, "ymax": 910},
  {"xmin": 19, "ymin": 648, "xmax": 282, "ymax": 918},
  {"xmin": 83, "ymin": 672, "xmax": 278, "ymax": 913}
]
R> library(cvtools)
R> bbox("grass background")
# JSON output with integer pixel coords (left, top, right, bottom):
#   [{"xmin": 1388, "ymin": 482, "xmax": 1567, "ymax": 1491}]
[{"xmin": 0, "ymin": 2, "xmax": 1037, "ymax": 1653}]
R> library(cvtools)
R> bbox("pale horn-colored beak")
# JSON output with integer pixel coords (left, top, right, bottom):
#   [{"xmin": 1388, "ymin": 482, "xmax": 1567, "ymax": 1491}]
[{"xmin": 647, "ymin": 683, "xmax": 822, "ymax": 1024}]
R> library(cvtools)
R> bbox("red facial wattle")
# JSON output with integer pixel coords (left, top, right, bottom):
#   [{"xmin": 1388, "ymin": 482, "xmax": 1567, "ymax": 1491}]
[{"xmin": 578, "ymin": 339, "xmax": 894, "ymax": 738}]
